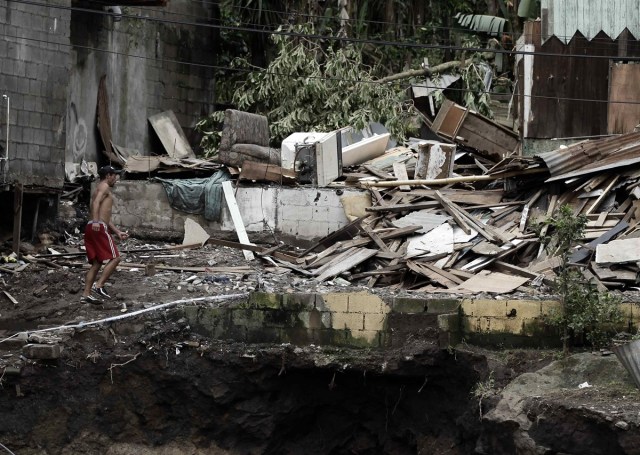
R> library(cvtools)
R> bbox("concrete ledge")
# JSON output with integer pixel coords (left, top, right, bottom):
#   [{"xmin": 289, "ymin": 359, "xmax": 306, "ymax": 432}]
[{"xmin": 179, "ymin": 292, "xmax": 640, "ymax": 349}]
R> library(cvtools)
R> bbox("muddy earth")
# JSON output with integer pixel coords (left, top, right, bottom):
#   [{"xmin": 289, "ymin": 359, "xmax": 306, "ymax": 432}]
[{"xmin": 1, "ymin": 233, "xmax": 640, "ymax": 454}]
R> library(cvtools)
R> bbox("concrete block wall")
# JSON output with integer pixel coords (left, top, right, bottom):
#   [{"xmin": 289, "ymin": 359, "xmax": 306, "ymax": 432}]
[
  {"xmin": 0, "ymin": 0, "xmax": 71, "ymax": 187},
  {"xmin": 181, "ymin": 291, "xmax": 640, "ymax": 349},
  {"xmin": 66, "ymin": 3, "xmax": 216, "ymax": 166},
  {"xmin": 182, "ymin": 292, "xmax": 463, "ymax": 349},
  {"xmin": 112, "ymin": 181, "xmax": 361, "ymax": 244}
]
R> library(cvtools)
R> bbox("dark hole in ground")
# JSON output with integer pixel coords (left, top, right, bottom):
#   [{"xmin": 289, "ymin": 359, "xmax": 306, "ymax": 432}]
[{"xmin": 0, "ymin": 343, "xmax": 486, "ymax": 454}]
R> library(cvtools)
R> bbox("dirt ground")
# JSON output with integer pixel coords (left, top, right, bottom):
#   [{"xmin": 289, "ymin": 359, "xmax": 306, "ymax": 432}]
[{"xmin": 2, "ymin": 225, "xmax": 640, "ymax": 453}]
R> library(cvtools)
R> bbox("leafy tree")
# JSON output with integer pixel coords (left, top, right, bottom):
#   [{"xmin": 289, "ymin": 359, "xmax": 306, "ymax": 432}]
[
  {"xmin": 538, "ymin": 205, "xmax": 622, "ymax": 355},
  {"xmin": 198, "ymin": 24, "xmax": 421, "ymax": 154}
]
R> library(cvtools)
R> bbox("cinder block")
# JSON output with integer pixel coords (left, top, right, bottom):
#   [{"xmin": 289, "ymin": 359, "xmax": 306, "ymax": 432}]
[
  {"xmin": 281, "ymin": 205, "xmax": 312, "ymax": 221},
  {"xmin": 321, "ymin": 293, "xmax": 349, "ymax": 313},
  {"xmin": 348, "ymin": 292, "xmax": 384, "ymax": 314},
  {"xmin": 505, "ymin": 300, "xmax": 542, "ymax": 319},
  {"xmin": 331, "ymin": 312, "xmax": 364, "ymax": 331},
  {"xmin": 364, "ymin": 313, "xmax": 386, "ymax": 331},
  {"xmin": 391, "ymin": 297, "xmax": 426, "ymax": 313},
  {"xmin": 22, "ymin": 343, "xmax": 63, "ymax": 359},
  {"xmin": 463, "ymin": 299, "xmax": 509, "ymax": 318}
]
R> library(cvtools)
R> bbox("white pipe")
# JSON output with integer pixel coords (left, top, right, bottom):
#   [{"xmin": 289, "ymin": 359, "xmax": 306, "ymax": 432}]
[
  {"xmin": 1, "ymin": 94, "xmax": 7, "ymax": 161},
  {"xmin": 0, "ymin": 292, "xmax": 249, "ymax": 342}
]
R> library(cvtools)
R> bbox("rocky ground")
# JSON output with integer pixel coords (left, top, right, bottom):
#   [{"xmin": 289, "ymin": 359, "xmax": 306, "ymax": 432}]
[{"xmin": 1, "ymin": 229, "xmax": 640, "ymax": 453}]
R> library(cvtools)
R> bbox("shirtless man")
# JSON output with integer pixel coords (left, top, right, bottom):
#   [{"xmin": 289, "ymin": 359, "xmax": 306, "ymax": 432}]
[{"xmin": 81, "ymin": 165, "xmax": 129, "ymax": 303}]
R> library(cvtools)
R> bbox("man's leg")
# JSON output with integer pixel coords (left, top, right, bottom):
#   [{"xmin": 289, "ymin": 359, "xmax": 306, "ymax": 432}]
[
  {"xmin": 95, "ymin": 256, "xmax": 122, "ymax": 288},
  {"xmin": 83, "ymin": 260, "xmax": 102, "ymax": 296}
]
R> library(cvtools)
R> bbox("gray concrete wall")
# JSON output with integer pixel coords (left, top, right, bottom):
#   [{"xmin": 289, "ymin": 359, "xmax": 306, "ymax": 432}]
[
  {"xmin": 0, "ymin": 0, "xmax": 71, "ymax": 187},
  {"xmin": 67, "ymin": 2, "xmax": 215, "ymax": 166},
  {"xmin": 112, "ymin": 182, "xmax": 367, "ymax": 245}
]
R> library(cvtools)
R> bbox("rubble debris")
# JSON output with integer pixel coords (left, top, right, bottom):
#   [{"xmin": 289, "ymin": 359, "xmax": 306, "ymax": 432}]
[{"xmin": 148, "ymin": 110, "xmax": 196, "ymax": 160}]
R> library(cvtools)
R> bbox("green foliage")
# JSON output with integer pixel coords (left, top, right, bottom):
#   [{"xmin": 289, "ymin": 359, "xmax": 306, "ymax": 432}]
[
  {"xmin": 198, "ymin": 24, "xmax": 420, "ymax": 154},
  {"xmin": 539, "ymin": 205, "xmax": 623, "ymax": 352}
]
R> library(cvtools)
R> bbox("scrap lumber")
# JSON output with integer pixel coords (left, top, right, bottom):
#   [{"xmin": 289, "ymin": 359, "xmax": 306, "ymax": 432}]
[
  {"xmin": 407, "ymin": 261, "xmax": 458, "ymax": 288},
  {"xmin": 410, "ymin": 189, "xmax": 504, "ymax": 206},
  {"xmin": 360, "ymin": 167, "xmax": 547, "ymax": 188},
  {"xmin": 314, "ymin": 247, "xmax": 378, "ymax": 282},
  {"xmin": 569, "ymin": 221, "xmax": 629, "ymax": 263},
  {"xmin": 222, "ymin": 181, "xmax": 255, "ymax": 261},
  {"xmin": 434, "ymin": 190, "xmax": 472, "ymax": 234},
  {"xmin": 392, "ymin": 162, "xmax": 411, "ymax": 191},
  {"xmin": 361, "ymin": 224, "xmax": 391, "ymax": 252},
  {"xmin": 450, "ymin": 270, "xmax": 529, "ymax": 294},
  {"xmin": 2, "ymin": 290, "xmax": 18, "ymax": 305},
  {"xmin": 239, "ymin": 161, "xmax": 296, "ymax": 184},
  {"xmin": 365, "ymin": 201, "xmax": 440, "ymax": 213}
]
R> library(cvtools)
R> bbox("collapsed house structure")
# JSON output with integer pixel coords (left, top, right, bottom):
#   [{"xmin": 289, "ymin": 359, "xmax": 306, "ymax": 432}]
[{"xmin": 2, "ymin": 0, "xmax": 640, "ymax": 298}]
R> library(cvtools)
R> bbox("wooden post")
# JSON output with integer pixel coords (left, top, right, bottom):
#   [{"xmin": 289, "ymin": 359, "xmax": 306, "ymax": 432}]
[{"xmin": 12, "ymin": 182, "xmax": 23, "ymax": 256}]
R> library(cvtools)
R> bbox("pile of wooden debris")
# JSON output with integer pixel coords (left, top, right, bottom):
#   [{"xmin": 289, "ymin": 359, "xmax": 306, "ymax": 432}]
[{"xmin": 255, "ymin": 131, "xmax": 640, "ymax": 294}]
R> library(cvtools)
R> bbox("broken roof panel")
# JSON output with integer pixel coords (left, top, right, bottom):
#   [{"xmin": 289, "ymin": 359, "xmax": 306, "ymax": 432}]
[{"xmin": 536, "ymin": 131, "xmax": 640, "ymax": 181}]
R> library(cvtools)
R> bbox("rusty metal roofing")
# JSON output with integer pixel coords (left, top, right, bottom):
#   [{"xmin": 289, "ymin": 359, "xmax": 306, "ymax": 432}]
[
  {"xmin": 536, "ymin": 132, "xmax": 640, "ymax": 182},
  {"xmin": 542, "ymin": 0, "xmax": 640, "ymax": 43}
]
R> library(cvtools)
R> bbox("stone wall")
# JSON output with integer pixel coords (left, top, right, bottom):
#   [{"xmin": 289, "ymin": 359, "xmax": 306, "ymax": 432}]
[{"xmin": 0, "ymin": 0, "xmax": 71, "ymax": 187}]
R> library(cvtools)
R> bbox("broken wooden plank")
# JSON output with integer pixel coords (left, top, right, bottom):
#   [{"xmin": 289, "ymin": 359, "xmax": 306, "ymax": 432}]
[
  {"xmin": 315, "ymin": 247, "xmax": 378, "ymax": 282},
  {"xmin": 493, "ymin": 260, "xmax": 553, "ymax": 286},
  {"xmin": 222, "ymin": 181, "xmax": 255, "ymax": 261},
  {"xmin": 297, "ymin": 216, "xmax": 363, "ymax": 256},
  {"xmin": 581, "ymin": 268, "xmax": 608, "ymax": 293},
  {"xmin": 434, "ymin": 190, "xmax": 472, "ymax": 234},
  {"xmin": 361, "ymin": 224, "xmax": 391, "ymax": 252},
  {"xmin": 451, "ymin": 270, "xmax": 529, "ymax": 294},
  {"xmin": 519, "ymin": 188, "xmax": 543, "ymax": 232},
  {"xmin": 585, "ymin": 175, "xmax": 619, "ymax": 215},
  {"xmin": 590, "ymin": 262, "xmax": 638, "ymax": 282},
  {"xmin": 569, "ymin": 220, "xmax": 629, "ymax": 263},
  {"xmin": 2, "ymin": 290, "xmax": 18, "ymax": 305},
  {"xmin": 407, "ymin": 260, "xmax": 458, "ymax": 288},
  {"xmin": 409, "ymin": 188, "xmax": 504, "ymax": 206},
  {"xmin": 365, "ymin": 201, "xmax": 440, "ymax": 213},
  {"xmin": 239, "ymin": 161, "xmax": 297, "ymax": 184},
  {"xmin": 349, "ymin": 263, "xmax": 407, "ymax": 280},
  {"xmin": 392, "ymin": 162, "xmax": 411, "ymax": 191}
]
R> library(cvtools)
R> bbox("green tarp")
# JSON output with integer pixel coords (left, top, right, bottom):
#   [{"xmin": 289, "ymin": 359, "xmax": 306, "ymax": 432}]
[{"xmin": 155, "ymin": 169, "xmax": 231, "ymax": 221}]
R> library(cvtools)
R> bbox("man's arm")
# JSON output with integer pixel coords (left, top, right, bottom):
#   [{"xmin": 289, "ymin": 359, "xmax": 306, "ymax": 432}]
[{"xmin": 107, "ymin": 221, "xmax": 129, "ymax": 240}]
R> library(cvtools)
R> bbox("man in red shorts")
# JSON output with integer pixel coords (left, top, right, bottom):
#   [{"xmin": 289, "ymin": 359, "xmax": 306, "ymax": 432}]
[{"xmin": 81, "ymin": 165, "xmax": 129, "ymax": 303}]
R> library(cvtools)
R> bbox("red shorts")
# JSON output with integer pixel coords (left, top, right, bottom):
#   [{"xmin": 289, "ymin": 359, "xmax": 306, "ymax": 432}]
[{"xmin": 84, "ymin": 222, "xmax": 120, "ymax": 263}]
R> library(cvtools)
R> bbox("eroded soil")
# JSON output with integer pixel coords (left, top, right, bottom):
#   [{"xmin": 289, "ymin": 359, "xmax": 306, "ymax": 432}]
[{"xmin": 1, "ymin": 235, "xmax": 640, "ymax": 454}]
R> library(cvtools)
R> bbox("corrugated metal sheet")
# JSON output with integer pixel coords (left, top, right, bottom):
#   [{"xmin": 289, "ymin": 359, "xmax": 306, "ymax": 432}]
[
  {"xmin": 536, "ymin": 132, "xmax": 640, "ymax": 181},
  {"xmin": 542, "ymin": 0, "xmax": 640, "ymax": 43}
]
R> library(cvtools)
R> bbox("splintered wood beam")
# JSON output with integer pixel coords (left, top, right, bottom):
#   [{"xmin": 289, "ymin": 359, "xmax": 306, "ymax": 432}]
[
  {"xmin": 360, "ymin": 167, "xmax": 547, "ymax": 188},
  {"xmin": 365, "ymin": 201, "xmax": 440, "ymax": 213},
  {"xmin": 315, "ymin": 248, "xmax": 378, "ymax": 282},
  {"xmin": 434, "ymin": 190, "xmax": 472, "ymax": 234},
  {"xmin": 585, "ymin": 175, "xmax": 619, "ymax": 215},
  {"xmin": 392, "ymin": 162, "xmax": 411, "ymax": 191},
  {"xmin": 362, "ymin": 225, "xmax": 391, "ymax": 252}
]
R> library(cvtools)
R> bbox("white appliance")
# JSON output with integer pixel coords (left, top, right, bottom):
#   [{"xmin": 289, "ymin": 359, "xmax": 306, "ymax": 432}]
[{"xmin": 281, "ymin": 130, "xmax": 343, "ymax": 186}]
